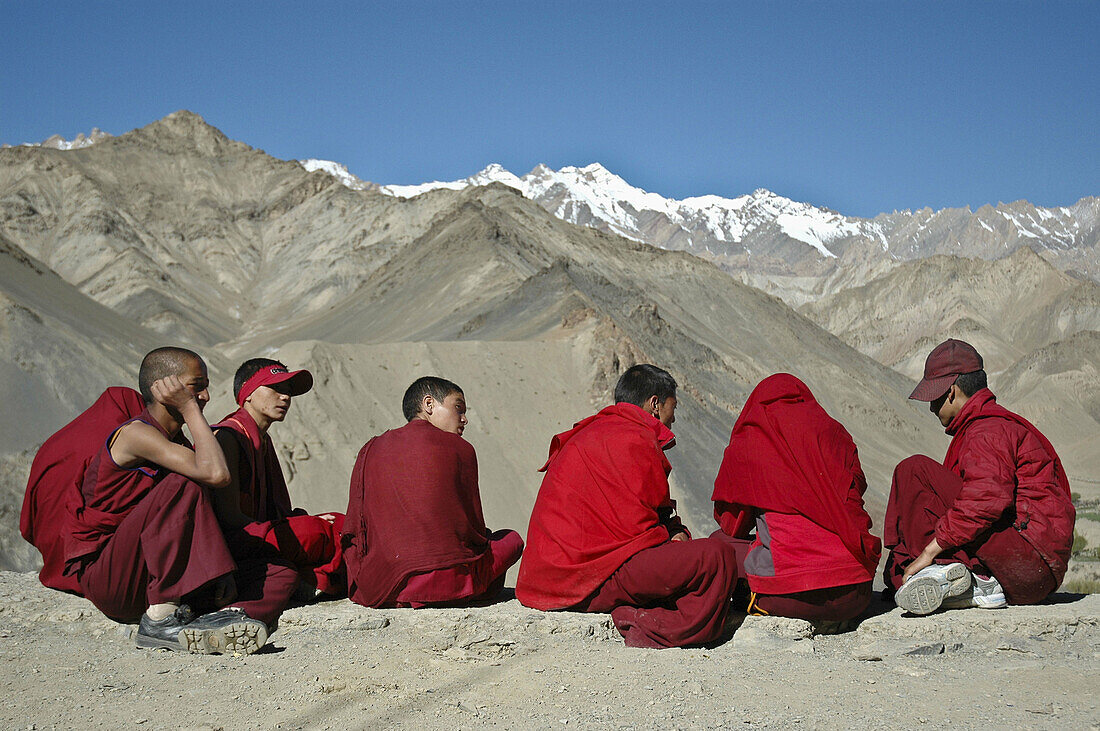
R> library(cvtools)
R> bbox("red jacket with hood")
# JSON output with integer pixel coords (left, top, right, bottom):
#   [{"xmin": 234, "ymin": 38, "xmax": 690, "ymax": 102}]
[
  {"xmin": 712, "ymin": 374, "xmax": 881, "ymax": 594},
  {"xmin": 936, "ymin": 388, "xmax": 1075, "ymax": 585}
]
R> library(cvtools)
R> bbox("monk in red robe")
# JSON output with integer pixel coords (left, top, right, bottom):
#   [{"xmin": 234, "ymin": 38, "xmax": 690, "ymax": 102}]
[
  {"xmin": 343, "ymin": 376, "xmax": 523, "ymax": 608},
  {"xmin": 517, "ymin": 364, "xmax": 737, "ymax": 649},
  {"xmin": 212, "ymin": 358, "xmax": 345, "ymax": 597},
  {"xmin": 885, "ymin": 339, "xmax": 1075, "ymax": 614},
  {"xmin": 64, "ymin": 347, "xmax": 298, "ymax": 655},
  {"xmin": 711, "ymin": 374, "xmax": 880, "ymax": 625},
  {"xmin": 21, "ymin": 386, "xmax": 145, "ymax": 595}
]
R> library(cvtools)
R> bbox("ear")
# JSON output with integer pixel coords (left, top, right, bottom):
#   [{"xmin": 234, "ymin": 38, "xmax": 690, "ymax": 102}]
[
  {"xmin": 421, "ymin": 394, "xmax": 435, "ymax": 415},
  {"xmin": 644, "ymin": 394, "xmax": 660, "ymax": 413}
]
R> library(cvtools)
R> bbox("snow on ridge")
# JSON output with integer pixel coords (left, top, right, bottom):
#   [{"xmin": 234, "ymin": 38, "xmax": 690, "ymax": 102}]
[
  {"xmin": 6, "ymin": 128, "xmax": 112, "ymax": 150},
  {"xmin": 371, "ymin": 162, "xmax": 874, "ymax": 258},
  {"xmin": 367, "ymin": 162, "xmax": 1088, "ymax": 261},
  {"xmin": 299, "ymin": 159, "xmax": 369, "ymax": 190}
]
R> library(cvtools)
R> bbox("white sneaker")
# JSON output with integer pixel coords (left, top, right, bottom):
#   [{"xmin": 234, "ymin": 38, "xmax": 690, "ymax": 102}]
[
  {"xmin": 941, "ymin": 573, "xmax": 1007, "ymax": 610},
  {"xmin": 894, "ymin": 562, "xmax": 972, "ymax": 615}
]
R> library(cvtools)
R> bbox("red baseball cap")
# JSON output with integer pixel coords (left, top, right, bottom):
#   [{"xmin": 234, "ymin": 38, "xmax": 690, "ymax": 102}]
[
  {"xmin": 909, "ymin": 339, "xmax": 983, "ymax": 401},
  {"xmin": 237, "ymin": 364, "xmax": 314, "ymax": 406}
]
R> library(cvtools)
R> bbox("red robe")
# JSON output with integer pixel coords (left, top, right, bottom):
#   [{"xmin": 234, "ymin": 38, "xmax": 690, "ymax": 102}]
[
  {"xmin": 213, "ymin": 408, "xmax": 345, "ymax": 596},
  {"xmin": 712, "ymin": 374, "xmax": 881, "ymax": 594},
  {"xmin": 21, "ymin": 387, "xmax": 145, "ymax": 594},
  {"xmin": 516, "ymin": 403, "xmax": 679, "ymax": 610},
  {"xmin": 343, "ymin": 419, "xmax": 499, "ymax": 608}
]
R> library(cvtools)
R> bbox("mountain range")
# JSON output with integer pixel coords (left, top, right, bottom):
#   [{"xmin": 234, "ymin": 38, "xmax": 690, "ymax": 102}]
[
  {"xmin": 1, "ymin": 112, "xmax": 1095, "ymax": 576},
  {"xmin": 365, "ymin": 161, "xmax": 1100, "ymax": 286}
]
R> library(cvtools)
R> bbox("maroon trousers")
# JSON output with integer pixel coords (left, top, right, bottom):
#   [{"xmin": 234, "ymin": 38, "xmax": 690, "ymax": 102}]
[
  {"xmin": 79, "ymin": 477, "xmax": 299, "ymax": 627},
  {"xmin": 710, "ymin": 531, "xmax": 870, "ymax": 621},
  {"xmin": 395, "ymin": 529, "xmax": 524, "ymax": 608},
  {"xmin": 883, "ymin": 455, "xmax": 1057, "ymax": 605},
  {"xmin": 573, "ymin": 537, "xmax": 737, "ymax": 649}
]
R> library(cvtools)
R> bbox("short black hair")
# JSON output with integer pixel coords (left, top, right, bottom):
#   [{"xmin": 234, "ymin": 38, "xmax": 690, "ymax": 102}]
[
  {"xmin": 614, "ymin": 364, "xmax": 677, "ymax": 407},
  {"xmin": 234, "ymin": 358, "xmax": 285, "ymax": 401},
  {"xmin": 954, "ymin": 370, "xmax": 988, "ymax": 397},
  {"xmin": 138, "ymin": 346, "xmax": 202, "ymax": 404},
  {"xmin": 402, "ymin": 376, "xmax": 463, "ymax": 422}
]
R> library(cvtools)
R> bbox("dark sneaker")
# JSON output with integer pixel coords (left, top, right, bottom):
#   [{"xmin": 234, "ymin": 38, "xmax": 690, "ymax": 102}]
[
  {"xmin": 134, "ymin": 604, "xmax": 198, "ymax": 651},
  {"xmin": 179, "ymin": 607, "xmax": 269, "ymax": 655}
]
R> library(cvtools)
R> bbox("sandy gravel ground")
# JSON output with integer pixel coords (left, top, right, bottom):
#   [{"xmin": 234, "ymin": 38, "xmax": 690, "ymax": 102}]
[{"xmin": 1, "ymin": 571, "xmax": 1097, "ymax": 730}]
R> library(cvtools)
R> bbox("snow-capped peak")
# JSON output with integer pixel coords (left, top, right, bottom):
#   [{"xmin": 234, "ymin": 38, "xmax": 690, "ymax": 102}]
[
  {"xmin": 374, "ymin": 163, "xmax": 866, "ymax": 258},
  {"xmin": 299, "ymin": 159, "xmax": 370, "ymax": 190},
  {"xmin": 4, "ymin": 128, "xmax": 112, "ymax": 151}
]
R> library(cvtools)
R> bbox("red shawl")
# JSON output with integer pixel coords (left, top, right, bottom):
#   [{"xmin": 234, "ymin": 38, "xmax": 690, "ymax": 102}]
[
  {"xmin": 515, "ymin": 402, "xmax": 676, "ymax": 610},
  {"xmin": 711, "ymin": 374, "xmax": 881, "ymax": 574},
  {"xmin": 213, "ymin": 408, "xmax": 295, "ymax": 521},
  {"xmin": 20, "ymin": 387, "xmax": 146, "ymax": 594},
  {"xmin": 343, "ymin": 419, "xmax": 490, "ymax": 608}
]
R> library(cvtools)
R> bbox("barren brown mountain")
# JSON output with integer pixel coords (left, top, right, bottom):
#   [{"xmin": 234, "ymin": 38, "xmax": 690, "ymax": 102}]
[{"xmin": 1, "ymin": 111, "xmax": 1095, "ymax": 582}]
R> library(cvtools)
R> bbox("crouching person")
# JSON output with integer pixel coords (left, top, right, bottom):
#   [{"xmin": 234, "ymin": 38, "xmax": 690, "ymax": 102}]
[
  {"xmin": 65, "ymin": 347, "xmax": 299, "ymax": 655},
  {"xmin": 343, "ymin": 377, "xmax": 523, "ymax": 608},
  {"xmin": 516, "ymin": 364, "xmax": 737, "ymax": 649},
  {"xmin": 213, "ymin": 359, "xmax": 346, "ymax": 598},
  {"xmin": 885, "ymin": 339, "xmax": 1075, "ymax": 614}
]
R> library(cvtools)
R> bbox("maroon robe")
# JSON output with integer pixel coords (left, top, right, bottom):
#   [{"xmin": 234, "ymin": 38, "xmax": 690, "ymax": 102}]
[
  {"xmin": 214, "ymin": 408, "xmax": 345, "ymax": 595},
  {"xmin": 68, "ymin": 411, "xmax": 297, "ymax": 626},
  {"xmin": 343, "ymin": 419, "xmax": 519, "ymax": 608},
  {"xmin": 20, "ymin": 387, "xmax": 145, "ymax": 594},
  {"xmin": 64, "ymin": 409, "xmax": 185, "ymax": 571}
]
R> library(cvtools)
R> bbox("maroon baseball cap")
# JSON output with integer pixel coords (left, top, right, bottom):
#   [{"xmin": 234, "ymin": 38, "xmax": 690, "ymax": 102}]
[
  {"xmin": 236, "ymin": 364, "xmax": 314, "ymax": 405},
  {"xmin": 909, "ymin": 339, "xmax": 983, "ymax": 401}
]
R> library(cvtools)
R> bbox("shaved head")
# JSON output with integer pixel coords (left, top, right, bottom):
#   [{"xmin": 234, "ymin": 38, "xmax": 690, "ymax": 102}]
[{"xmin": 138, "ymin": 346, "xmax": 203, "ymax": 403}]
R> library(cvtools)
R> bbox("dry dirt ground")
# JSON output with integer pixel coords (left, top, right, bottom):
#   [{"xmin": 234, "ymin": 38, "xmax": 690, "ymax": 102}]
[{"xmin": 1, "ymin": 572, "xmax": 1097, "ymax": 730}]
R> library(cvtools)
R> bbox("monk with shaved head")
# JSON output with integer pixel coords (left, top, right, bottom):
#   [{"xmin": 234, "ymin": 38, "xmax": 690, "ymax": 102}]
[
  {"xmin": 63, "ymin": 347, "xmax": 298, "ymax": 655},
  {"xmin": 343, "ymin": 376, "xmax": 523, "ymax": 608},
  {"xmin": 517, "ymin": 365, "xmax": 738, "ymax": 648}
]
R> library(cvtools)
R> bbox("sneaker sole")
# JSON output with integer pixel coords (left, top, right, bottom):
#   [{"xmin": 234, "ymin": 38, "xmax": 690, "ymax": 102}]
[
  {"xmin": 942, "ymin": 596, "xmax": 1008, "ymax": 610},
  {"xmin": 179, "ymin": 621, "xmax": 269, "ymax": 655},
  {"xmin": 896, "ymin": 564, "xmax": 971, "ymax": 615}
]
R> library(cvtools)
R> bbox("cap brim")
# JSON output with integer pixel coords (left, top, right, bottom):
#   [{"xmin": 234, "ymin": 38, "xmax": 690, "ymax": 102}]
[
  {"xmin": 273, "ymin": 369, "xmax": 313, "ymax": 397},
  {"xmin": 908, "ymin": 374, "xmax": 956, "ymax": 402}
]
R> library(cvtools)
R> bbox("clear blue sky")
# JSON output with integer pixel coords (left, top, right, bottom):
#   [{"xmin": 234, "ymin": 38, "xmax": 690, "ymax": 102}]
[{"xmin": 2, "ymin": 1, "xmax": 1097, "ymax": 217}]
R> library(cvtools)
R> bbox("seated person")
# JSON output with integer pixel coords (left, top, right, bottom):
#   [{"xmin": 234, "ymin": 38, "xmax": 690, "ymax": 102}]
[
  {"xmin": 711, "ymin": 373, "xmax": 880, "ymax": 624},
  {"xmin": 885, "ymin": 339, "xmax": 1076, "ymax": 614},
  {"xmin": 213, "ymin": 358, "xmax": 346, "ymax": 597},
  {"xmin": 22, "ymin": 386, "xmax": 146, "ymax": 596},
  {"xmin": 516, "ymin": 364, "xmax": 737, "ymax": 649},
  {"xmin": 63, "ymin": 347, "xmax": 299, "ymax": 655},
  {"xmin": 343, "ymin": 376, "xmax": 523, "ymax": 608}
]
